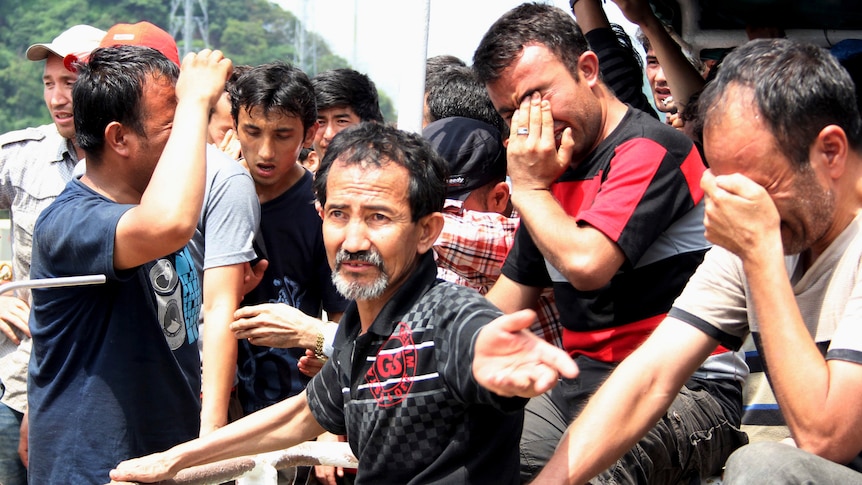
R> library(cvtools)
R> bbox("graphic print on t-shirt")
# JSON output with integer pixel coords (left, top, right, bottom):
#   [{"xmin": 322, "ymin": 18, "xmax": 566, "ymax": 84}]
[
  {"xmin": 271, "ymin": 276, "xmax": 304, "ymax": 307},
  {"xmin": 366, "ymin": 322, "xmax": 417, "ymax": 407},
  {"xmin": 149, "ymin": 247, "xmax": 201, "ymax": 349}
]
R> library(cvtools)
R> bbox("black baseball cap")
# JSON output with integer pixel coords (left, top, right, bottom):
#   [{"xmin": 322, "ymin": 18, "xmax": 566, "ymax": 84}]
[{"xmin": 422, "ymin": 117, "xmax": 506, "ymax": 200}]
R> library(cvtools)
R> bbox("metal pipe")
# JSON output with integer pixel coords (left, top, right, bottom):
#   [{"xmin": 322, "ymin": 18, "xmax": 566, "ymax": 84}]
[{"xmin": 0, "ymin": 274, "xmax": 106, "ymax": 296}]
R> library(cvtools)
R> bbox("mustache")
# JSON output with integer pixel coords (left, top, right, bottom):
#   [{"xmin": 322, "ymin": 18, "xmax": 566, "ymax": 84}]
[{"xmin": 334, "ymin": 248, "xmax": 384, "ymax": 268}]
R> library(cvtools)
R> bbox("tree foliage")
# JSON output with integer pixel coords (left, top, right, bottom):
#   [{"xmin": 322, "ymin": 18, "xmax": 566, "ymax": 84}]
[{"xmin": 0, "ymin": 0, "xmax": 395, "ymax": 134}]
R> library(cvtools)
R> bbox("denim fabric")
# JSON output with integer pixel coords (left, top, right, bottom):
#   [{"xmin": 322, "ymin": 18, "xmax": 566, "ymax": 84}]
[
  {"xmin": 519, "ymin": 356, "xmax": 748, "ymax": 484},
  {"xmin": 724, "ymin": 442, "xmax": 862, "ymax": 485},
  {"xmin": 0, "ymin": 399, "xmax": 26, "ymax": 485}
]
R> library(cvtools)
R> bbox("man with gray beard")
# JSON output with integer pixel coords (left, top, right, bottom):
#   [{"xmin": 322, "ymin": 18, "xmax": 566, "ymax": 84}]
[{"xmin": 110, "ymin": 122, "xmax": 576, "ymax": 485}]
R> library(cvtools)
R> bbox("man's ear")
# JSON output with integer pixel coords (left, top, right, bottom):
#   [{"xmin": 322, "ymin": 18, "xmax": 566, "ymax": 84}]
[
  {"xmin": 578, "ymin": 50, "xmax": 600, "ymax": 87},
  {"xmin": 304, "ymin": 122, "xmax": 320, "ymax": 147},
  {"xmin": 813, "ymin": 124, "xmax": 848, "ymax": 180},
  {"xmin": 416, "ymin": 212, "xmax": 444, "ymax": 254},
  {"xmin": 304, "ymin": 150, "xmax": 321, "ymax": 174},
  {"xmin": 485, "ymin": 181, "xmax": 511, "ymax": 215},
  {"xmin": 104, "ymin": 121, "xmax": 130, "ymax": 157}
]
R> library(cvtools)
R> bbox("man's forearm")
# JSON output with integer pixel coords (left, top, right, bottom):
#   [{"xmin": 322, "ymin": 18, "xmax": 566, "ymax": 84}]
[
  {"xmin": 536, "ymin": 319, "xmax": 715, "ymax": 483},
  {"xmin": 512, "ymin": 188, "xmax": 623, "ymax": 291},
  {"xmin": 742, "ymin": 250, "xmax": 840, "ymax": 453},
  {"xmin": 170, "ymin": 391, "xmax": 323, "ymax": 472}
]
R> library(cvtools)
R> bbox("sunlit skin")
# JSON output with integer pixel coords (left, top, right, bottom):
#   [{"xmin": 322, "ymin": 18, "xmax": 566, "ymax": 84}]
[
  {"xmin": 236, "ymin": 106, "xmax": 316, "ymax": 203},
  {"xmin": 319, "ymin": 160, "xmax": 442, "ymax": 329},
  {"xmin": 313, "ymin": 106, "xmax": 362, "ymax": 160},
  {"xmin": 43, "ymin": 54, "xmax": 78, "ymax": 141},
  {"xmin": 702, "ymin": 86, "xmax": 841, "ymax": 260}
]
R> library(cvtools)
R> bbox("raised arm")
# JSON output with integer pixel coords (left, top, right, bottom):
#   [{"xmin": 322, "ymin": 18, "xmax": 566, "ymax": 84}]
[
  {"xmin": 612, "ymin": 0, "xmax": 704, "ymax": 111},
  {"xmin": 507, "ymin": 94, "xmax": 626, "ymax": 291},
  {"xmin": 574, "ymin": 0, "xmax": 658, "ymax": 118},
  {"xmin": 114, "ymin": 50, "xmax": 231, "ymax": 270}
]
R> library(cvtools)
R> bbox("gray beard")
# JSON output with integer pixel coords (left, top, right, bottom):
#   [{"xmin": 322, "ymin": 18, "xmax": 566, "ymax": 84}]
[
  {"xmin": 331, "ymin": 248, "xmax": 389, "ymax": 300},
  {"xmin": 332, "ymin": 270, "xmax": 389, "ymax": 301}
]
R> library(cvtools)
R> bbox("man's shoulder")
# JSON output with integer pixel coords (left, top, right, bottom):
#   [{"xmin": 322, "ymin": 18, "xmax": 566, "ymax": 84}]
[
  {"xmin": 599, "ymin": 108, "xmax": 703, "ymax": 170},
  {"xmin": 618, "ymin": 108, "xmax": 692, "ymax": 145},
  {"xmin": 206, "ymin": 144, "xmax": 251, "ymax": 178},
  {"xmin": 0, "ymin": 124, "xmax": 57, "ymax": 149},
  {"xmin": 425, "ymin": 279, "xmax": 500, "ymax": 313}
]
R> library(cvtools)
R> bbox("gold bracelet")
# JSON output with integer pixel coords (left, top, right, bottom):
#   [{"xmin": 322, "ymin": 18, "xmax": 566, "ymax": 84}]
[{"xmin": 315, "ymin": 331, "xmax": 327, "ymax": 360}]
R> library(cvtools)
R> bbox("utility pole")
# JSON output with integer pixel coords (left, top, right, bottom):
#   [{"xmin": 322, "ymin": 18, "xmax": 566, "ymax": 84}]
[
  {"xmin": 169, "ymin": 0, "xmax": 210, "ymax": 57},
  {"xmin": 295, "ymin": 0, "xmax": 317, "ymax": 75}
]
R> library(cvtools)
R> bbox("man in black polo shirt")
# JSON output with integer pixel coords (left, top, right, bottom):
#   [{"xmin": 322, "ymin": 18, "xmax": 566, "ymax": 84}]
[{"xmin": 109, "ymin": 122, "xmax": 576, "ymax": 485}]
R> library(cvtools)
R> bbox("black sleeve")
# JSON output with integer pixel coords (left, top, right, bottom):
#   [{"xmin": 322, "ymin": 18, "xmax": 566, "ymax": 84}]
[
  {"xmin": 501, "ymin": 224, "xmax": 553, "ymax": 288},
  {"xmin": 586, "ymin": 27, "xmax": 659, "ymax": 120}
]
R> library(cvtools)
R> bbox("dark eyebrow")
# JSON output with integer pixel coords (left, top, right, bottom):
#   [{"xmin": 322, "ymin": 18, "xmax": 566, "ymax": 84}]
[{"xmin": 326, "ymin": 202, "xmax": 395, "ymax": 215}]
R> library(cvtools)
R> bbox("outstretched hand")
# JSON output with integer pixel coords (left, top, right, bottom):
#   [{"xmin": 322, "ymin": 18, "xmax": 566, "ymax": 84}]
[
  {"xmin": 231, "ymin": 303, "xmax": 319, "ymax": 349},
  {"xmin": 473, "ymin": 309, "xmax": 578, "ymax": 398}
]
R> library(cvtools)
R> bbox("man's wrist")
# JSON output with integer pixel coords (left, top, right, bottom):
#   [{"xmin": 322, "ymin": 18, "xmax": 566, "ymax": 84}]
[{"xmin": 314, "ymin": 331, "xmax": 327, "ymax": 360}]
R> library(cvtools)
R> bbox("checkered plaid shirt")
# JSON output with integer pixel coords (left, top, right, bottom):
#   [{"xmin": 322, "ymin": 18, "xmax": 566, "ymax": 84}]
[{"xmin": 434, "ymin": 200, "xmax": 563, "ymax": 347}]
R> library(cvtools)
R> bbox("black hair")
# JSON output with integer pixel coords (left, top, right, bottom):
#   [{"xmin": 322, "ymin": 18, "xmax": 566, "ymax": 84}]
[
  {"xmin": 699, "ymin": 38, "xmax": 862, "ymax": 169},
  {"xmin": 313, "ymin": 123, "xmax": 447, "ymax": 222},
  {"xmin": 73, "ymin": 45, "xmax": 179, "ymax": 160},
  {"xmin": 230, "ymin": 62, "xmax": 317, "ymax": 133},
  {"xmin": 473, "ymin": 2, "xmax": 589, "ymax": 85},
  {"xmin": 425, "ymin": 65, "xmax": 507, "ymax": 136},
  {"xmin": 311, "ymin": 68, "xmax": 384, "ymax": 123}
]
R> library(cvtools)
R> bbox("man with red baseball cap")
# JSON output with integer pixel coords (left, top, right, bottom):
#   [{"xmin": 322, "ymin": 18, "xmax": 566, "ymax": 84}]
[
  {"xmin": 0, "ymin": 23, "xmax": 104, "ymax": 485},
  {"xmin": 96, "ymin": 20, "xmax": 263, "ymax": 444}
]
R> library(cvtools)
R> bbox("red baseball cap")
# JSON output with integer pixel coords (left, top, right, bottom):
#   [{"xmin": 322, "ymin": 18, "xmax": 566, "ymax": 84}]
[{"xmin": 99, "ymin": 21, "xmax": 180, "ymax": 66}]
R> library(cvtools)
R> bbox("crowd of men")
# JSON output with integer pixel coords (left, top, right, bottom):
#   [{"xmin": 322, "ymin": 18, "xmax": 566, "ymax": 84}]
[{"xmin": 0, "ymin": 1, "xmax": 860, "ymax": 484}]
